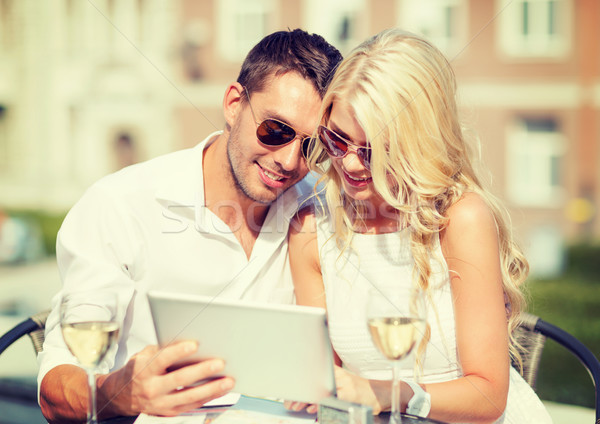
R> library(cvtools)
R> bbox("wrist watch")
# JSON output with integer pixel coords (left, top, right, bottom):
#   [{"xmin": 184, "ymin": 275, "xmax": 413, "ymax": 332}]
[{"xmin": 405, "ymin": 380, "xmax": 432, "ymax": 417}]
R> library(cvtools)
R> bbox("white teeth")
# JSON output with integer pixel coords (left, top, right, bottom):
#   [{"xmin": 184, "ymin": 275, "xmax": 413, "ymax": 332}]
[
  {"xmin": 347, "ymin": 174, "xmax": 368, "ymax": 181},
  {"xmin": 264, "ymin": 170, "xmax": 283, "ymax": 181}
]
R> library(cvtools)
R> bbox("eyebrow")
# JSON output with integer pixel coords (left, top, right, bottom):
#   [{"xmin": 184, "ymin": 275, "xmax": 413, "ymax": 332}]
[{"xmin": 329, "ymin": 121, "xmax": 353, "ymax": 141}]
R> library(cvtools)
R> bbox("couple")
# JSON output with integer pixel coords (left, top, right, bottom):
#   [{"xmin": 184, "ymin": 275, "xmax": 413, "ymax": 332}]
[{"xmin": 38, "ymin": 28, "xmax": 551, "ymax": 423}]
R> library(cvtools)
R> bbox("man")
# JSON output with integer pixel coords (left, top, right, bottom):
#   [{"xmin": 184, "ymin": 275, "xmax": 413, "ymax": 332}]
[{"xmin": 38, "ymin": 29, "xmax": 342, "ymax": 422}]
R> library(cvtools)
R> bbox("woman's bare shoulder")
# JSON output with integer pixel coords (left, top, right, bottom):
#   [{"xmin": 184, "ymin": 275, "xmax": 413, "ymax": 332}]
[
  {"xmin": 441, "ymin": 192, "xmax": 498, "ymax": 253},
  {"xmin": 445, "ymin": 192, "xmax": 495, "ymax": 232},
  {"xmin": 290, "ymin": 205, "xmax": 318, "ymax": 236}
]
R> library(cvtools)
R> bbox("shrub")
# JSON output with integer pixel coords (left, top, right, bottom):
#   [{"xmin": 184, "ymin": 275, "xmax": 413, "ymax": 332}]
[
  {"xmin": 5, "ymin": 210, "xmax": 66, "ymax": 255},
  {"xmin": 564, "ymin": 243, "xmax": 600, "ymax": 281}
]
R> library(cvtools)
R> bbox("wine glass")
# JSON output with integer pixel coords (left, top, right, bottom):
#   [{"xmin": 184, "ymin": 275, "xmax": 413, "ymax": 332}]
[
  {"xmin": 60, "ymin": 292, "xmax": 121, "ymax": 424},
  {"xmin": 366, "ymin": 284, "xmax": 427, "ymax": 424}
]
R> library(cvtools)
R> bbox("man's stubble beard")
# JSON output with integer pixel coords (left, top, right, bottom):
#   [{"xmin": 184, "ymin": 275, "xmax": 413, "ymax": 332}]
[{"xmin": 226, "ymin": 123, "xmax": 280, "ymax": 206}]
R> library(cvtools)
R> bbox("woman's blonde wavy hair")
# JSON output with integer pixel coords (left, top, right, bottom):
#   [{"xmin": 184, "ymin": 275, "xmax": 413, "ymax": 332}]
[{"xmin": 306, "ymin": 28, "xmax": 529, "ymax": 368}]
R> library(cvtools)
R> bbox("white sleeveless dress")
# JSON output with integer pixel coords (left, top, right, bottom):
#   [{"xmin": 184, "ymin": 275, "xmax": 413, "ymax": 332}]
[{"xmin": 316, "ymin": 216, "xmax": 552, "ymax": 423}]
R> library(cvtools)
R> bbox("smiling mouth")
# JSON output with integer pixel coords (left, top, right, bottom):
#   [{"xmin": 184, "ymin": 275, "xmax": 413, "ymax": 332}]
[
  {"xmin": 257, "ymin": 163, "xmax": 290, "ymax": 189},
  {"xmin": 263, "ymin": 169, "xmax": 284, "ymax": 181},
  {"xmin": 347, "ymin": 174, "xmax": 369, "ymax": 182},
  {"xmin": 344, "ymin": 172, "xmax": 372, "ymax": 187}
]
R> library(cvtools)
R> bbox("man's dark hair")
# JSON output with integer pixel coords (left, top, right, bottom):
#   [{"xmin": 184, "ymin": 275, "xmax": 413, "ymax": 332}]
[{"xmin": 237, "ymin": 29, "xmax": 342, "ymax": 100}]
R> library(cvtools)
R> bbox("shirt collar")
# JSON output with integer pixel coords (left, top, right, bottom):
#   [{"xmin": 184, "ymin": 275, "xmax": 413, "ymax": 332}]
[
  {"xmin": 155, "ymin": 130, "xmax": 302, "ymax": 229},
  {"xmin": 154, "ymin": 131, "xmax": 220, "ymax": 208}
]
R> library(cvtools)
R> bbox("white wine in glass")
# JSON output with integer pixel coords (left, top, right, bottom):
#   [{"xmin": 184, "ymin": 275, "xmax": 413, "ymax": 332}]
[
  {"xmin": 368, "ymin": 317, "xmax": 423, "ymax": 361},
  {"xmin": 366, "ymin": 285, "xmax": 426, "ymax": 424},
  {"xmin": 60, "ymin": 292, "xmax": 120, "ymax": 424}
]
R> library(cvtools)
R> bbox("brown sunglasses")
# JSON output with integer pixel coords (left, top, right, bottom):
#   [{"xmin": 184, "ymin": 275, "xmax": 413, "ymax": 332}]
[
  {"xmin": 317, "ymin": 125, "xmax": 372, "ymax": 169},
  {"xmin": 244, "ymin": 87, "xmax": 316, "ymax": 160}
]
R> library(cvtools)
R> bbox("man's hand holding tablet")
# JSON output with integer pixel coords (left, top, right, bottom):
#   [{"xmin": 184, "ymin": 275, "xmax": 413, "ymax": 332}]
[{"xmin": 148, "ymin": 291, "xmax": 336, "ymax": 404}]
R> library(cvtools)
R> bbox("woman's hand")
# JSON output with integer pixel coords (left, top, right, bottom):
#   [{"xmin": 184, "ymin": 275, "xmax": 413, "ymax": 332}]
[
  {"xmin": 283, "ymin": 365, "xmax": 388, "ymax": 415},
  {"xmin": 334, "ymin": 366, "xmax": 417, "ymax": 415},
  {"xmin": 283, "ymin": 400, "xmax": 318, "ymax": 414},
  {"xmin": 334, "ymin": 366, "xmax": 387, "ymax": 414}
]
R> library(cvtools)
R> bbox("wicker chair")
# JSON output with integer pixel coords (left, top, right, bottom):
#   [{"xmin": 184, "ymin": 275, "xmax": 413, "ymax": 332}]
[
  {"xmin": 0, "ymin": 309, "xmax": 50, "ymax": 355},
  {"xmin": 513, "ymin": 312, "xmax": 600, "ymax": 423},
  {"xmin": 0, "ymin": 310, "xmax": 50, "ymax": 423}
]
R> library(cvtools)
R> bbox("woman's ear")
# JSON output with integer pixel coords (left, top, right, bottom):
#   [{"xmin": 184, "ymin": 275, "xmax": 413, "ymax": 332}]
[{"xmin": 223, "ymin": 83, "xmax": 245, "ymax": 128}]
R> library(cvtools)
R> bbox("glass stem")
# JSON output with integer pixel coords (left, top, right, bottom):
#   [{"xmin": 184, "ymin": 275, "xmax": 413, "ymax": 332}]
[
  {"xmin": 390, "ymin": 360, "xmax": 402, "ymax": 424},
  {"xmin": 87, "ymin": 369, "xmax": 98, "ymax": 424}
]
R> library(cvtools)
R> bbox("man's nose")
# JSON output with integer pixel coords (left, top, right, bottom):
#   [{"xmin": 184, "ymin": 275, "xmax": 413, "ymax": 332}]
[{"xmin": 272, "ymin": 137, "xmax": 305, "ymax": 173}]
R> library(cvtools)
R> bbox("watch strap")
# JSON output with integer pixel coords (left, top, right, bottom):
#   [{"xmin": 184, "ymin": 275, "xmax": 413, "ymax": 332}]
[{"xmin": 405, "ymin": 380, "xmax": 431, "ymax": 417}]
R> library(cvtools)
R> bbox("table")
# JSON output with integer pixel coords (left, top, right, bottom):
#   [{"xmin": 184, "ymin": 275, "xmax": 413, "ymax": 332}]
[
  {"xmin": 101, "ymin": 396, "xmax": 448, "ymax": 424},
  {"xmin": 375, "ymin": 412, "xmax": 447, "ymax": 424}
]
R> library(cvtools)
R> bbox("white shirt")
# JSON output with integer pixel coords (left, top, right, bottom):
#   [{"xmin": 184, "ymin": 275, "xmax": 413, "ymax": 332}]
[{"xmin": 38, "ymin": 132, "xmax": 305, "ymax": 388}]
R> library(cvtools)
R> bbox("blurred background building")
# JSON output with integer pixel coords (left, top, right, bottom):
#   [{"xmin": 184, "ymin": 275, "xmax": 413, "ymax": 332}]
[
  {"xmin": 0, "ymin": 2, "xmax": 598, "ymax": 421},
  {"xmin": 0, "ymin": 0, "xmax": 598, "ymax": 277}
]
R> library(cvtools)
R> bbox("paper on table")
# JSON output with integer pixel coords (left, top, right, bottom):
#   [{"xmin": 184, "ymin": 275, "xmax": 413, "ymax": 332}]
[
  {"xmin": 133, "ymin": 412, "xmax": 207, "ymax": 423},
  {"xmin": 211, "ymin": 409, "xmax": 316, "ymax": 423},
  {"xmin": 133, "ymin": 393, "xmax": 241, "ymax": 423}
]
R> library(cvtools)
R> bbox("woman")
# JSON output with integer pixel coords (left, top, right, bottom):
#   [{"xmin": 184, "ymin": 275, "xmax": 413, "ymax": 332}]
[{"xmin": 288, "ymin": 29, "xmax": 551, "ymax": 423}]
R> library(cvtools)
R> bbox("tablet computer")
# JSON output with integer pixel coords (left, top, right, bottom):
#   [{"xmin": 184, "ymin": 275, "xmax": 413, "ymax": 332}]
[{"xmin": 147, "ymin": 291, "xmax": 336, "ymax": 403}]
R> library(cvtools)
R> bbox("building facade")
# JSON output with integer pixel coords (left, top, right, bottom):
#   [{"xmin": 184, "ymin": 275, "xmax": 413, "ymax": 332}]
[{"xmin": 0, "ymin": 0, "xmax": 598, "ymax": 275}]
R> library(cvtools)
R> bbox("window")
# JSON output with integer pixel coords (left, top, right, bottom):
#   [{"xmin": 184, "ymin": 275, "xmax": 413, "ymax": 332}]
[
  {"xmin": 216, "ymin": 0, "xmax": 275, "ymax": 62},
  {"xmin": 0, "ymin": 0, "xmax": 15, "ymax": 54},
  {"xmin": 302, "ymin": 0, "xmax": 367, "ymax": 55},
  {"xmin": 65, "ymin": 0, "xmax": 84, "ymax": 57},
  {"xmin": 0, "ymin": 105, "xmax": 9, "ymax": 171},
  {"xmin": 506, "ymin": 117, "xmax": 565, "ymax": 206},
  {"xmin": 396, "ymin": 0, "xmax": 468, "ymax": 56},
  {"xmin": 526, "ymin": 225, "xmax": 564, "ymax": 277},
  {"xmin": 497, "ymin": 0, "xmax": 572, "ymax": 58}
]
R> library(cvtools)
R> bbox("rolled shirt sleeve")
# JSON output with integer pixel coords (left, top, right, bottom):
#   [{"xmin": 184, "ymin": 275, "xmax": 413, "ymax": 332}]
[{"xmin": 37, "ymin": 182, "xmax": 140, "ymax": 393}]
